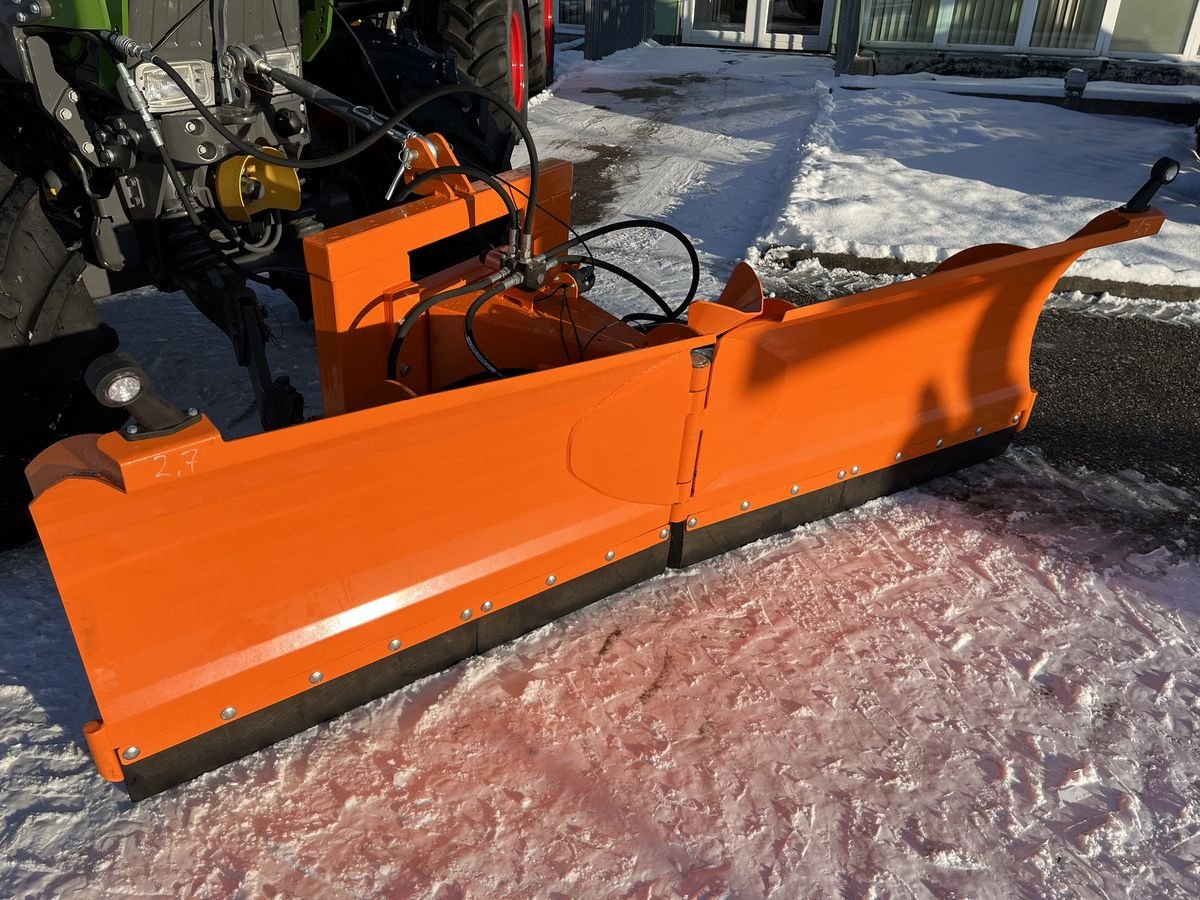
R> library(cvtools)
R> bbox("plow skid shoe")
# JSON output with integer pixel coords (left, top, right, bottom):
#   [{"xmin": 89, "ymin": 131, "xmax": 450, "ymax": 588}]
[{"xmin": 26, "ymin": 159, "xmax": 1164, "ymax": 798}]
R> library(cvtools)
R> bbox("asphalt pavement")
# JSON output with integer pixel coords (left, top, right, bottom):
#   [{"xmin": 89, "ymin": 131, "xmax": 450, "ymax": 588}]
[{"xmin": 1022, "ymin": 309, "xmax": 1199, "ymax": 489}]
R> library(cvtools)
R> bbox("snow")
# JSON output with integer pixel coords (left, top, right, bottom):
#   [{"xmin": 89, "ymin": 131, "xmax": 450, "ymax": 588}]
[
  {"xmin": 2, "ymin": 44, "xmax": 1199, "ymax": 897},
  {"xmin": 764, "ymin": 81, "xmax": 1200, "ymax": 287},
  {"xmin": 839, "ymin": 72, "xmax": 1200, "ymax": 105}
]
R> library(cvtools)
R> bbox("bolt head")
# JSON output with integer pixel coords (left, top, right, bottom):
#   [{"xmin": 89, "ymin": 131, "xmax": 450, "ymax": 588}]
[
  {"xmin": 398, "ymin": 364, "xmax": 412, "ymax": 377},
  {"xmin": 659, "ymin": 528, "xmax": 669, "ymax": 539},
  {"xmin": 388, "ymin": 638, "xmax": 402, "ymax": 652},
  {"xmin": 184, "ymin": 120, "xmax": 200, "ymax": 134},
  {"xmin": 15, "ymin": 11, "xmax": 27, "ymax": 23},
  {"xmin": 936, "ymin": 438, "xmax": 945, "ymax": 448},
  {"xmin": 687, "ymin": 516, "xmax": 698, "ymax": 529},
  {"xmin": 851, "ymin": 465, "xmax": 860, "ymax": 475},
  {"xmin": 1012, "ymin": 414, "xmax": 1020, "ymax": 424},
  {"xmin": 309, "ymin": 671, "xmax": 324, "ymax": 684},
  {"xmin": 837, "ymin": 470, "xmax": 846, "ymax": 480},
  {"xmin": 57, "ymin": 107, "xmax": 71, "ymax": 120},
  {"xmin": 82, "ymin": 141, "xmax": 95, "ymax": 154},
  {"xmin": 220, "ymin": 706, "xmax": 237, "ymax": 720},
  {"xmin": 124, "ymin": 424, "xmax": 139, "ymax": 435},
  {"xmin": 186, "ymin": 407, "xmax": 199, "ymax": 417},
  {"xmin": 604, "ymin": 550, "xmax": 616, "ymax": 561},
  {"xmin": 67, "ymin": 89, "xmax": 79, "ymax": 102},
  {"xmin": 740, "ymin": 500, "xmax": 751, "ymax": 511},
  {"xmin": 122, "ymin": 746, "xmax": 140, "ymax": 761},
  {"xmin": 545, "ymin": 575, "xmax": 557, "ymax": 586},
  {"xmin": 790, "ymin": 484, "xmax": 800, "ymax": 495},
  {"xmin": 29, "ymin": 2, "xmax": 41, "ymax": 13},
  {"xmin": 481, "ymin": 600, "xmax": 493, "ymax": 612},
  {"xmin": 975, "ymin": 426, "xmax": 984, "ymax": 436},
  {"xmin": 460, "ymin": 608, "xmax": 473, "ymax": 621},
  {"xmin": 894, "ymin": 452, "xmax": 903, "ymax": 461}
]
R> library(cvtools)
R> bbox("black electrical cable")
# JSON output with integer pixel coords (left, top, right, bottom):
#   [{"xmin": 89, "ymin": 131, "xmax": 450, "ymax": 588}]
[
  {"xmin": 393, "ymin": 166, "xmax": 522, "ymax": 232},
  {"xmin": 499, "ymin": 179, "xmax": 595, "ymax": 266},
  {"xmin": 145, "ymin": 58, "xmax": 541, "ymax": 236},
  {"xmin": 328, "ymin": 1, "xmax": 397, "ymax": 116},
  {"xmin": 150, "ymin": 0, "xmax": 211, "ymax": 52},
  {"xmin": 387, "ymin": 273, "xmax": 510, "ymax": 380},
  {"xmin": 559, "ymin": 255, "xmax": 673, "ymax": 318},
  {"xmin": 546, "ymin": 219, "xmax": 700, "ymax": 319}
]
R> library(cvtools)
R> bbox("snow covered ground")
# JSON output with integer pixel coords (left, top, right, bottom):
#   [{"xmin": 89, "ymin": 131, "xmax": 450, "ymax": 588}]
[{"xmin": 2, "ymin": 45, "xmax": 1199, "ymax": 898}]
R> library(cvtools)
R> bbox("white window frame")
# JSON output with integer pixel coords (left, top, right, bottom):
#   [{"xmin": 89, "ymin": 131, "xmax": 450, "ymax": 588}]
[
  {"xmin": 553, "ymin": 0, "xmax": 585, "ymax": 35},
  {"xmin": 860, "ymin": 0, "xmax": 1200, "ymax": 61}
]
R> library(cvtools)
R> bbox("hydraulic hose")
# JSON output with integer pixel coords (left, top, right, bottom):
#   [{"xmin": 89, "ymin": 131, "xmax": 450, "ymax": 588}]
[
  {"xmin": 545, "ymin": 220, "xmax": 701, "ymax": 319},
  {"xmin": 388, "ymin": 272, "xmax": 517, "ymax": 380},
  {"xmin": 558, "ymin": 256, "xmax": 674, "ymax": 319},
  {"xmin": 393, "ymin": 166, "xmax": 522, "ymax": 234},
  {"xmin": 462, "ymin": 282, "xmax": 513, "ymax": 378}
]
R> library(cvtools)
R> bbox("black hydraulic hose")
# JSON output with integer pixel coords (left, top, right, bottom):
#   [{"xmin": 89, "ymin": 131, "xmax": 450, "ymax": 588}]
[
  {"xmin": 559, "ymin": 255, "xmax": 674, "ymax": 319},
  {"xmin": 462, "ymin": 281, "xmax": 513, "ymax": 378},
  {"xmin": 387, "ymin": 274, "xmax": 511, "ymax": 380},
  {"xmin": 545, "ymin": 219, "xmax": 700, "ymax": 318},
  {"xmin": 144, "ymin": 57, "xmax": 541, "ymax": 239},
  {"xmin": 393, "ymin": 166, "xmax": 522, "ymax": 233}
]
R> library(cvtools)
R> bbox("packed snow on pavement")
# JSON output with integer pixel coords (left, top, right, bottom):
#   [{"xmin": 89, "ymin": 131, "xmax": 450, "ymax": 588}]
[{"xmin": 2, "ymin": 45, "xmax": 1199, "ymax": 898}]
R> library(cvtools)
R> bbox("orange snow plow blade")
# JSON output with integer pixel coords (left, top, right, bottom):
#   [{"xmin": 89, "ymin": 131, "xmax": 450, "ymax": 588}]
[{"xmin": 27, "ymin": 159, "xmax": 1164, "ymax": 799}]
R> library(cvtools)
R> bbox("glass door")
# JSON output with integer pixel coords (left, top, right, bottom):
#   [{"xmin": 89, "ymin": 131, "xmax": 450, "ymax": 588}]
[
  {"xmin": 683, "ymin": 0, "xmax": 757, "ymax": 47},
  {"xmin": 757, "ymin": 0, "xmax": 836, "ymax": 50},
  {"xmin": 683, "ymin": 1, "xmax": 834, "ymax": 51}
]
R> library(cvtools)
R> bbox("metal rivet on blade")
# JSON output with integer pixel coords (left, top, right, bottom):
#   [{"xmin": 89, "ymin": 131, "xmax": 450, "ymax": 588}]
[
  {"xmin": 546, "ymin": 575, "xmax": 557, "ymax": 586},
  {"xmin": 187, "ymin": 407, "xmax": 198, "ymax": 417},
  {"xmin": 894, "ymin": 452, "xmax": 903, "ymax": 461},
  {"xmin": 851, "ymin": 465, "xmax": 860, "ymax": 475},
  {"xmin": 837, "ymin": 470, "xmax": 846, "ymax": 480},
  {"xmin": 122, "ymin": 746, "xmax": 140, "ymax": 761},
  {"xmin": 309, "ymin": 671, "xmax": 324, "ymax": 684},
  {"xmin": 975, "ymin": 426, "xmax": 984, "ymax": 436},
  {"xmin": 740, "ymin": 500, "xmax": 751, "ymax": 510},
  {"xmin": 482, "ymin": 600, "xmax": 493, "ymax": 612},
  {"xmin": 460, "ymin": 609, "xmax": 473, "ymax": 621},
  {"xmin": 687, "ymin": 516, "xmax": 698, "ymax": 529},
  {"xmin": 659, "ymin": 528, "xmax": 669, "ymax": 539},
  {"xmin": 605, "ymin": 550, "xmax": 616, "ymax": 561},
  {"xmin": 1012, "ymin": 414, "xmax": 1020, "ymax": 424},
  {"xmin": 220, "ymin": 706, "xmax": 237, "ymax": 720},
  {"xmin": 936, "ymin": 439, "xmax": 945, "ymax": 448},
  {"xmin": 790, "ymin": 484, "xmax": 800, "ymax": 495},
  {"xmin": 125, "ymin": 424, "xmax": 139, "ymax": 435},
  {"xmin": 388, "ymin": 639, "xmax": 402, "ymax": 651}
]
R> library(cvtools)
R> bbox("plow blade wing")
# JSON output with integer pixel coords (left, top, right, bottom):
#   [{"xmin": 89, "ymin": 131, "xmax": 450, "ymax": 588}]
[{"xmin": 27, "ymin": 164, "xmax": 1163, "ymax": 797}]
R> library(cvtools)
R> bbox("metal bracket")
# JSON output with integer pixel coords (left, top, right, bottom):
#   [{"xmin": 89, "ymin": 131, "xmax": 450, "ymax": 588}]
[{"xmin": 25, "ymin": 36, "xmax": 102, "ymax": 166}]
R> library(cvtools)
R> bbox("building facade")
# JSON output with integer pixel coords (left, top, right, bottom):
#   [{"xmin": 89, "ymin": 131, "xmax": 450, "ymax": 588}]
[{"xmin": 565, "ymin": 1, "xmax": 1200, "ymax": 79}]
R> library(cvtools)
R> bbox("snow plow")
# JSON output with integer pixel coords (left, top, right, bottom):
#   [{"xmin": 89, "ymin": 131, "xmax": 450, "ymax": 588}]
[{"xmin": 25, "ymin": 60, "xmax": 1177, "ymax": 797}]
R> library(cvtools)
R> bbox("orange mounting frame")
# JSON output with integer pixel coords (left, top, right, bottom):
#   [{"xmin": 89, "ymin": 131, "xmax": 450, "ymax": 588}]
[{"xmin": 25, "ymin": 159, "xmax": 1164, "ymax": 798}]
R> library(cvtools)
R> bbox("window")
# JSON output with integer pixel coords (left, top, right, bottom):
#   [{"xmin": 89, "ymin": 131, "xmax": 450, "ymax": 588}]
[
  {"xmin": 947, "ymin": 0, "xmax": 1023, "ymax": 46},
  {"xmin": 559, "ymin": 0, "xmax": 584, "ymax": 28},
  {"xmin": 1110, "ymin": 0, "xmax": 1199, "ymax": 55},
  {"xmin": 1030, "ymin": 0, "xmax": 1105, "ymax": 50},
  {"xmin": 865, "ymin": 0, "xmax": 941, "ymax": 43}
]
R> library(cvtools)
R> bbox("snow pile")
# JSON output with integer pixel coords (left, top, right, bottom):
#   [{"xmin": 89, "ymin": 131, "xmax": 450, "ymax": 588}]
[{"xmin": 764, "ymin": 84, "xmax": 1200, "ymax": 287}]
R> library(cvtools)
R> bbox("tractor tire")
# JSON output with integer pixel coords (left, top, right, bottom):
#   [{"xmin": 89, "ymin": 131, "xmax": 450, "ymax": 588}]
[
  {"xmin": 525, "ymin": 0, "xmax": 553, "ymax": 96},
  {"xmin": 0, "ymin": 162, "xmax": 126, "ymax": 549},
  {"xmin": 441, "ymin": 0, "xmax": 530, "ymax": 118}
]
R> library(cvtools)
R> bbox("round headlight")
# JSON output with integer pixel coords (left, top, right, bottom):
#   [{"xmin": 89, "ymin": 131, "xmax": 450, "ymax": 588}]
[{"xmin": 105, "ymin": 373, "xmax": 144, "ymax": 405}]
